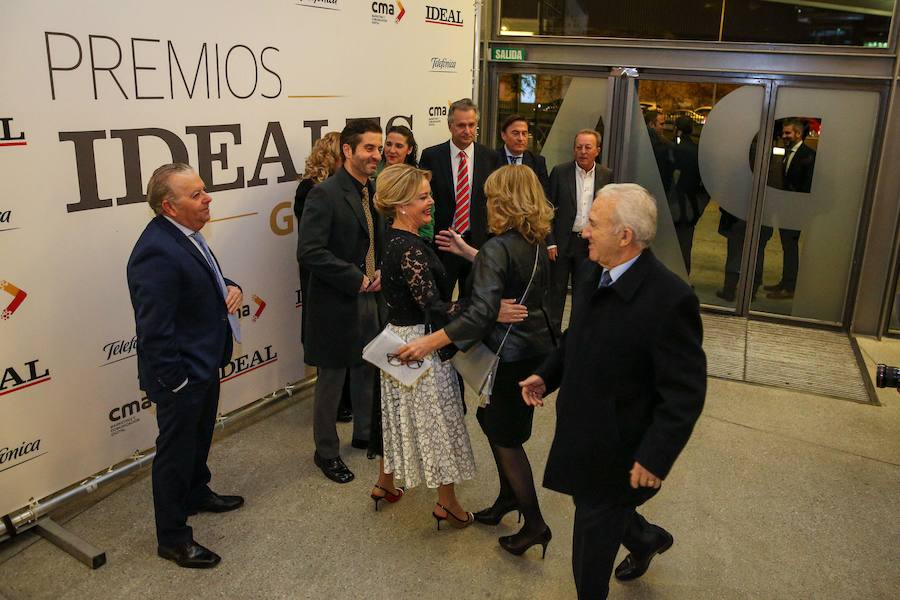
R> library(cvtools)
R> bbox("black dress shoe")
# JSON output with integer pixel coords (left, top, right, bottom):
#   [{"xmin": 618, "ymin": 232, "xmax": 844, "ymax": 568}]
[
  {"xmin": 157, "ymin": 541, "xmax": 221, "ymax": 569},
  {"xmin": 614, "ymin": 526, "xmax": 673, "ymax": 581},
  {"xmin": 351, "ymin": 437, "xmax": 370, "ymax": 450},
  {"xmin": 715, "ymin": 289, "xmax": 736, "ymax": 302},
  {"xmin": 337, "ymin": 407, "xmax": 353, "ymax": 423},
  {"xmin": 188, "ymin": 492, "xmax": 244, "ymax": 515},
  {"xmin": 314, "ymin": 451, "xmax": 354, "ymax": 483}
]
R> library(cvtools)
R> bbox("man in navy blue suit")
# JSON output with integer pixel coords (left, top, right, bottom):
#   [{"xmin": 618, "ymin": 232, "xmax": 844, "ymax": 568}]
[{"xmin": 127, "ymin": 163, "xmax": 244, "ymax": 569}]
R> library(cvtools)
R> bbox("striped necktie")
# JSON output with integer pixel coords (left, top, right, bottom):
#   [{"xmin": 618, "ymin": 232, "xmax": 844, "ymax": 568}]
[
  {"xmin": 191, "ymin": 232, "xmax": 241, "ymax": 343},
  {"xmin": 599, "ymin": 270, "xmax": 613, "ymax": 288},
  {"xmin": 452, "ymin": 150, "xmax": 470, "ymax": 234}
]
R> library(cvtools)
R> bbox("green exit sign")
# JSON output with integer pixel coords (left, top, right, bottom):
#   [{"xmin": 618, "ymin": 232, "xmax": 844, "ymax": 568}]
[{"xmin": 492, "ymin": 47, "xmax": 527, "ymax": 61}]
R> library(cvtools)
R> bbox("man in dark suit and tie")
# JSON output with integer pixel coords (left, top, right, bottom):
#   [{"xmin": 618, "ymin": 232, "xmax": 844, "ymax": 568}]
[
  {"xmin": 299, "ymin": 120, "xmax": 385, "ymax": 484},
  {"xmin": 495, "ymin": 114, "xmax": 549, "ymax": 195},
  {"xmin": 127, "ymin": 163, "xmax": 245, "ymax": 568},
  {"xmin": 545, "ymin": 129, "xmax": 613, "ymax": 335},
  {"xmin": 762, "ymin": 118, "xmax": 816, "ymax": 300},
  {"xmin": 521, "ymin": 183, "xmax": 706, "ymax": 599},
  {"xmin": 419, "ymin": 98, "xmax": 499, "ymax": 291}
]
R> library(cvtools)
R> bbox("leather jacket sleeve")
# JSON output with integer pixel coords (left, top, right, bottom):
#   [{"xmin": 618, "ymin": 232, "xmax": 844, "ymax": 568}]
[{"xmin": 443, "ymin": 238, "xmax": 508, "ymax": 352}]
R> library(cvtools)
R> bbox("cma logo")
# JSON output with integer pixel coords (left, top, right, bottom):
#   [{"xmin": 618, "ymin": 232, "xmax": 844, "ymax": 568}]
[
  {"xmin": 429, "ymin": 106, "xmax": 448, "ymax": 117},
  {"xmin": 235, "ymin": 295, "xmax": 267, "ymax": 321},
  {"xmin": 372, "ymin": 1, "xmax": 405, "ymax": 23},
  {"xmin": 0, "ymin": 359, "xmax": 51, "ymax": 396},
  {"xmin": 0, "ymin": 117, "xmax": 27, "ymax": 147},
  {"xmin": 109, "ymin": 397, "xmax": 152, "ymax": 422},
  {"xmin": 425, "ymin": 5, "xmax": 463, "ymax": 26}
]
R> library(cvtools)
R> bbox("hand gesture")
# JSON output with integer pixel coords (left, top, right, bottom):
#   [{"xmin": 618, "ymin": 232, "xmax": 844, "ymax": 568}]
[
  {"xmin": 498, "ymin": 299, "xmax": 527, "ymax": 323},
  {"xmin": 519, "ymin": 374, "xmax": 546, "ymax": 407},
  {"xmin": 225, "ymin": 285, "xmax": 243, "ymax": 314},
  {"xmin": 435, "ymin": 229, "xmax": 477, "ymax": 261},
  {"xmin": 629, "ymin": 462, "xmax": 662, "ymax": 489}
]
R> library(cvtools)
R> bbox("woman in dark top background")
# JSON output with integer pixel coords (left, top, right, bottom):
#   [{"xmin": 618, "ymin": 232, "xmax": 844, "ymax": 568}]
[{"xmin": 396, "ymin": 165, "xmax": 556, "ymax": 557}]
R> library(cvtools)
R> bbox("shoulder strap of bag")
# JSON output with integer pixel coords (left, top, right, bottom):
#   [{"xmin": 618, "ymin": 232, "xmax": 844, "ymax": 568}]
[{"xmin": 494, "ymin": 244, "xmax": 540, "ymax": 355}]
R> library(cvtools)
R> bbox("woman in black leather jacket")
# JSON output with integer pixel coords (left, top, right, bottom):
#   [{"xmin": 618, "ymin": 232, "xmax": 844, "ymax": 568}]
[{"xmin": 396, "ymin": 164, "xmax": 556, "ymax": 557}]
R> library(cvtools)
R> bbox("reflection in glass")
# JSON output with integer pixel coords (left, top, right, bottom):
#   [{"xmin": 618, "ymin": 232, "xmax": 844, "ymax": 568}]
[
  {"xmin": 634, "ymin": 80, "xmax": 758, "ymax": 309},
  {"xmin": 750, "ymin": 87, "xmax": 879, "ymax": 322},
  {"xmin": 499, "ymin": 1, "xmax": 892, "ymax": 47}
]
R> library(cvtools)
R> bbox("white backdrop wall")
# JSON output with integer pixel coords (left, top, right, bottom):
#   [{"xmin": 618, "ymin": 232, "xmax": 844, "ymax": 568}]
[{"xmin": 0, "ymin": 0, "xmax": 476, "ymax": 517}]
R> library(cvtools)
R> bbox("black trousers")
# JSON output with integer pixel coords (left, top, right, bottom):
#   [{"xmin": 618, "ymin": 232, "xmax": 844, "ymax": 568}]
[
  {"xmin": 571, "ymin": 487, "xmax": 660, "ymax": 600},
  {"xmin": 547, "ymin": 233, "xmax": 591, "ymax": 335},
  {"xmin": 150, "ymin": 378, "xmax": 220, "ymax": 546}
]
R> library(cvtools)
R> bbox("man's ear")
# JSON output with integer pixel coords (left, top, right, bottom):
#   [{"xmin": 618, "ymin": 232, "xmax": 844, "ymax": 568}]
[
  {"xmin": 620, "ymin": 227, "xmax": 634, "ymax": 247},
  {"xmin": 160, "ymin": 198, "xmax": 177, "ymax": 218}
]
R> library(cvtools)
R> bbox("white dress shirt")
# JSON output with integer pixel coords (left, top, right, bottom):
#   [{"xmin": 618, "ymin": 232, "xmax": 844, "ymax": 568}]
[
  {"xmin": 602, "ymin": 253, "xmax": 641, "ymax": 286},
  {"xmin": 573, "ymin": 163, "xmax": 595, "ymax": 232}
]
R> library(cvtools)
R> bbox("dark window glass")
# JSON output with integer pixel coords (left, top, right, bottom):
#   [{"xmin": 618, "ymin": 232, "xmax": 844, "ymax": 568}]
[{"xmin": 499, "ymin": 1, "xmax": 892, "ymax": 47}]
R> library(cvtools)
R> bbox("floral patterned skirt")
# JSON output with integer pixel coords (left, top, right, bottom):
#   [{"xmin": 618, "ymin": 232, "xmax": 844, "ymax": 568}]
[{"xmin": 380, "ymin": 324, "xmax": 476, "ymax": 489}]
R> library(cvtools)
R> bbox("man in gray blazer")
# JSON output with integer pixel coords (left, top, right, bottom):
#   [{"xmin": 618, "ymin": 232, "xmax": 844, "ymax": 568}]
[
  {"xmin": 546, "ymin": 129, "xmax": 613, "ymax": 335},
  {"xmin": 298, "ymin": 120, "xmax": 385, "ymax": 484}
]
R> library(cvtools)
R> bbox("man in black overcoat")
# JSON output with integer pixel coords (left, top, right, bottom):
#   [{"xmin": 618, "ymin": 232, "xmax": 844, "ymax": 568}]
[
  {"xmin": 545, "ymin": 129, "xmax": 613, "ymax": 335},
  {"xmin": 521, "ymin": 183, "xmax": 707, "ymax": 599},
  {"xmin": 419, "ymin": 97, "xmax": 499, "ymax": 292},
  {"xmin": 298, "ymin": 120, "xmax": 385, "ymax": 483}
]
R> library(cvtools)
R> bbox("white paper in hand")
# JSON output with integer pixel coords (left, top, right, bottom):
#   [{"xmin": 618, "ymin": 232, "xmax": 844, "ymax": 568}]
[{"xmin": 362, "ymin": 327, "xmax": 432, "ymax": 387}]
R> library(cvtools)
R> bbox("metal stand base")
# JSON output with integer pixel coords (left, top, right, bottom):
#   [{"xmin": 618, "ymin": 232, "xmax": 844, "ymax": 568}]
[{"xmin": 34, "ymin": 517, "xmax": 106, "ymax": 569}]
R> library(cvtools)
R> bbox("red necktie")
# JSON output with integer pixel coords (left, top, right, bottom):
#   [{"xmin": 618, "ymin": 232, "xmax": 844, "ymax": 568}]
[{"xmin": 453, "ymin": 151, "xmax": 470, "ymax": 234}]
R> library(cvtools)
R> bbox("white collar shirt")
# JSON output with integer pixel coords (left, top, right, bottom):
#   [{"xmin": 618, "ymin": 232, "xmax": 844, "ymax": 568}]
[
  {"xmin": 573, "ymin": 163, "xmax": 596, "ymax": 232},
  {"xmin": 450, "ymin": 142, "xmax": 475, "ymax": 194},
  {"xmin": 784, "ymin": 140, "xmax": 803, "ymax": 172}
]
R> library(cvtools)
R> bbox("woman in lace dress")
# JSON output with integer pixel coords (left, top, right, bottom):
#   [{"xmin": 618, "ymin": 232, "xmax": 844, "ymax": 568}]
[
  {"xmin": 371, "ymin": 164, "xmax": 524, "ymax": 529},
  {"xmin": 395, "ymin": 165, "xmax": 556, "ymax": 557}
]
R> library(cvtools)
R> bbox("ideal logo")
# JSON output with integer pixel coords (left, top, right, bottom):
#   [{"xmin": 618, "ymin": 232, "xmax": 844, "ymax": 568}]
[
  {"xmin": 1, "ymin": 280, "xmax": 27, "ymax": 320},
  {"xmin": 371, "ymin": 1, "xmax": 405, "ymax": 25},
  {"xmin": 100, "ymin": 335, "xmax": 137, "ymax": 366},
  {"xmin": 425, "ymin": 5, "xmax": 463, "ymax": 27},
  {"xmin": 0, "ymin": 359, "xmax": 51, "ymax": 398},
  {"xmin": 109, "ymin": 396, "xmax": 152, "ymax": 436},
  {"xmin": 0, "ymin": 118, "xmax": 26, "ymax": 147},
  {"xmin": 0, "ymin": 439, "xmax": 46, "ymax": 474},
  {"xmin": 236, "ymin": 295, "xmax": 267, "ymax": 321},
  {"xmin": 220, "ymin": 345, "xmax": 278, "ymax": 383}
]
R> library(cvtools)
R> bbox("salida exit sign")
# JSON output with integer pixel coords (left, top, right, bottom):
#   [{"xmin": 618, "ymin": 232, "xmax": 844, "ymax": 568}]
[{"xmin": 492, "ymin": 47, "xmax": 527, "ymax": 61}]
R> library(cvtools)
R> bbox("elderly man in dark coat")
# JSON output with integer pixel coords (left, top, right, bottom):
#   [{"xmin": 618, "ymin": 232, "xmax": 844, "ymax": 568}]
[{"xmin": 521, "ymin": 183, "xmax": 706, "ymax": 599}]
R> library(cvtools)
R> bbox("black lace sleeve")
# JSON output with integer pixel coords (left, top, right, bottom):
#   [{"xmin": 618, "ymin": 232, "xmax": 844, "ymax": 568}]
[{"xmin": 399, "ymin": 243, "xmax": 460, "ymax": 328}]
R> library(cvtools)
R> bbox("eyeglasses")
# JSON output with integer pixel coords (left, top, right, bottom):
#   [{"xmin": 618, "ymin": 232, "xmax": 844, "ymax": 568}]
[{"xmin": 386, "ymin": 353, "xmax": 423, "ymax": 369}]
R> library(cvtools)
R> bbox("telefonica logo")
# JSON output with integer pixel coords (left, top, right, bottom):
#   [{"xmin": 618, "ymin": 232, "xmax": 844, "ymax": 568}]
[
  {"xmin": 430, "ymin": 57, "xmax": 457, "ymax": 73},
  {"xmin": 0, "ymin": 438, "xmax": 46, "ymax": 474},
  {"xmin": 296, "ymin": 0, "xmax": 341, "ymax": 10},
  {"xmin": 100, "ymin": 335, "xmax": 137, "ymax": 367}
]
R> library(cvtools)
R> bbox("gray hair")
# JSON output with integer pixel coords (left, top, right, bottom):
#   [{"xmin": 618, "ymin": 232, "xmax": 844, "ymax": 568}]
[
  {"xmin": 448, "ymin": 98, "xmax": 479, "ymax": 124},
  {"xmin": 596, "ymin": 183, "xmax": 657, "ymax": 248},
  {"xmin": 146, "ymin": 163, "xmax": 194, "ymax": 215}
]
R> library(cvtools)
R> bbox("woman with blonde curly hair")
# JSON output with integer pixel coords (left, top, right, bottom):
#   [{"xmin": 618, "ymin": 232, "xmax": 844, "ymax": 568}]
[{"xmin": 396, "ymin": 164, "xmax": 556, "ymax": 557}]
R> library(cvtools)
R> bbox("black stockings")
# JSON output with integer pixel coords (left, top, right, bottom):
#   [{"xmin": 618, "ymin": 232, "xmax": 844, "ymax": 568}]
[{"xmin": 489, "ymin": 442, "xmax": 546, "ymax": 536}]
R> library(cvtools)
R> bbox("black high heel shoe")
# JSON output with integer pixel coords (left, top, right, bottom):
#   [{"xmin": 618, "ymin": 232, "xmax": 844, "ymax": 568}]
[
  {"xmin": 499, "ymin": 527, "xmax": 552, "ymax": 559},
  {"xmin": 432, "ymin": 503, "xmax": 474, "ymax": 530},
  {"xmin": 473, "ymin": 499, "xmax": 521, "ymax": 525}
]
